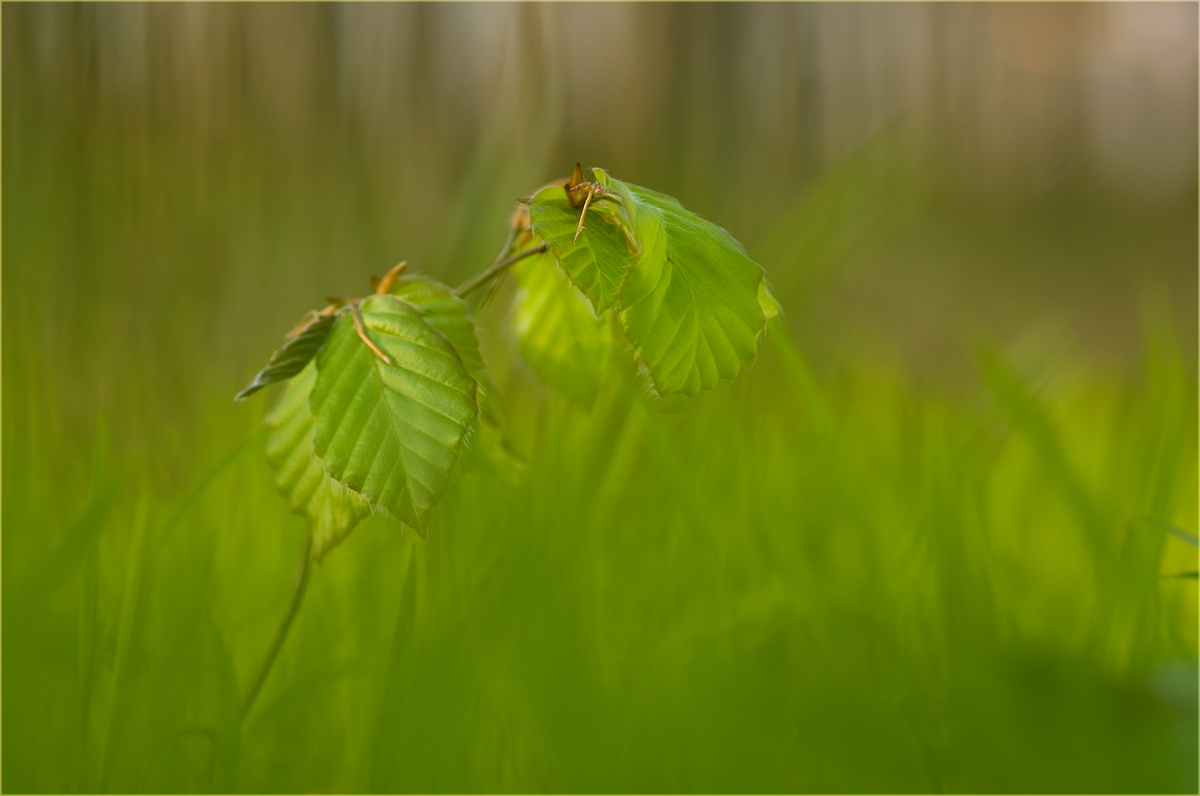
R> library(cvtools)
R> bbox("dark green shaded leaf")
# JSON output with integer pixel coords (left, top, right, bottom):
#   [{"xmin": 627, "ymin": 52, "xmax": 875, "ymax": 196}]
[{"xmin": 236, "ymin": 312, "xmax": 337, "ymax": 401}]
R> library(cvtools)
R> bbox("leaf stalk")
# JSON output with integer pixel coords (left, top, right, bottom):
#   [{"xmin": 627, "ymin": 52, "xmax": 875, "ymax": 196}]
[
  {"xmin": 454, "ymin": 242, "xmax": 548, "ymax": 299},
  {"xmin": 242, "ymin": 532, "xmax": 314, "ymax": 720}
]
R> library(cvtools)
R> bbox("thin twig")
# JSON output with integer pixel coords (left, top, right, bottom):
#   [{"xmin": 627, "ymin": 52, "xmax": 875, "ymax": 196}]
[
  {"xmin": 456, "ymin": 226, "xmax": 517, "ymax": 302},
  {"xmin": 478, "ymin": 266, "xmax": 509, "ymax": 312},
  {"xmin": 453, "ymin": 242, "xmax": 548, "ymax": 299},
  {"xmin": 242, "ymin": 533, "xmax": 313, "ymax": 720},
  {"xmin": 350, "ymin": 302, "xmax": 392, "ymax": 365},
  {"xmin": 477, "ymin": 225, "xmax": 520, "ymax": 312},
  {"xmin": 495, "ymin": 226, "xmax": 519, "ymax": 268}
]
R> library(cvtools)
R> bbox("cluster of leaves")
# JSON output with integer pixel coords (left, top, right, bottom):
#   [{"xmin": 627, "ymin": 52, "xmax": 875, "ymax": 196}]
[
  {"xmin": 238, "ymin": 165, "xmax": 778, "ymax": 560},
  {"xmin": 513, "ymin": 164, "xmax": 779, "ymax": 404}
]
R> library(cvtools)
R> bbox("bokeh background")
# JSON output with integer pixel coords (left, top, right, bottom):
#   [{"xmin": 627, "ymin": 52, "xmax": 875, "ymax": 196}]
[{"xmin": 4, "ymin": 3, "xmax": 1197, "ymax": 793}]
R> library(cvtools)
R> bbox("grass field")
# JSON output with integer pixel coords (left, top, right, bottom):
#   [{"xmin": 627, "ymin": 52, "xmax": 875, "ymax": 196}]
[
  {"xmin": 4, "ymin": 5, "xmax": 1198, "ymax": 792},
  {"xmin": 5, "ymin": 243, "xmax": 1196, "ymax": 791}
]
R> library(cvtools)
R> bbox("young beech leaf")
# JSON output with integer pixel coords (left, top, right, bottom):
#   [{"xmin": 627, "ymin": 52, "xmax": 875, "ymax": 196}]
[
  {"xmin": 527, "ymin": 185, "xmax": 633, "ymax": 315},
  {"xmin": 527, "ymin": 165, "xmax": 772, "ymax": 397},
  {"xmin": 512, "ymin": 249, "xmax": 612, "ymax": 409},
  {"xmin": 386, "ymin": 276, "xmax": 524, "ymax": 476},
  {"xmin": 386, "ymin": 277, "xmax": 487, "ymax": 375},
  {"xmin": 309, "ymin": 295, "xmax": 477, "ymax": 536},
  {"xmin": 264, "ymin": 362, "xmax": 372, "ymax": 562},
  {"xmin": 614, "ymin": 177, "xmax": 767, "ymax": 396},
  {"xmin": 235, "ymin": 311, "xmax": 337, "ymax": 401}
]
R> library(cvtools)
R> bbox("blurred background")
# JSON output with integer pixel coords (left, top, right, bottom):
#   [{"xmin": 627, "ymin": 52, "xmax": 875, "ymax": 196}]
[{"xmin": 4, "ymin": 3, "xmax": 1197, "ymax": 793}]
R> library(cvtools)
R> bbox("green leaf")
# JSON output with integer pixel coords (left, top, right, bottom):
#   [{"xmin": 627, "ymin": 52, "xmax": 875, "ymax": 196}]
[
  {"xmin": 615, "ymin": 179, "xmax": 767, "ymax": 396},
  {"xmin": 235, "ymin": 311, "xmax": 337, "ymax": 401},
  {"xmin": 388, "ymin": 276, "xmax": 525, "ymax": 475},
  {"xmin": 386, "ymin": 277, "xmax": 487, "ymax": 376},
  {"xmin": 264, "ymin": 363, "xmax": 372, "ymax": 562},
  {"xmin": 309, "ymin": 295, "xmax": 478, "ymax": 535},
  {"xmin": 527, "ymin": 167, "xmax": 772, "ymax": 397},
  {"xmin": 527, "ymin": 185, "xmax": 634, "ymax": 314},
  {"xmin": 512, "ymin": 250, "xmax": 612, "ymax": 409}
]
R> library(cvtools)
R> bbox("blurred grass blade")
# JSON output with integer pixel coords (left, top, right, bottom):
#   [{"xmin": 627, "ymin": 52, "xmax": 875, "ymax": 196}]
[
  {"xmin": 975, "ymin": 344, "xmax": 1107, "ymax": 558},
  {"xmin": 1145, "ymin": 517, "xmax": 1199, "ymax": 548},
  {"xmin": 161, "ymin": 426, "xmax": 267, "ymax": 540},
  {"xmin": 21, "ymin": 468, "xmax": 126, "ymax": 597},
  {"xmin": 756, "ymin": 128, "xmax": 931, "ymax": 301},
  {"xmin": 768, "ymin": 323, "xmax": 837, "ymax": 446}
]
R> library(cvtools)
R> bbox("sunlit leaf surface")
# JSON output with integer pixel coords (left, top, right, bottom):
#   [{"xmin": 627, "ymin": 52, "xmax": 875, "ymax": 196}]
[
  {"xmin": 617, "ymin": 180, "xmax": 767, "ymax": 396},
  {"xmin": 310, "ymin": 295, "xmax": 477, "ymax": 534},
  {"xmin": 389, "ymin": 276, "xmax": 522, "ymax": 474},
  {"xmin": 387, "ymin": 277, "xmax": 486, "ymax": 376},
  {"xmin": 525, "ymin": 169, "xmax": 770, "ymax": 397},
  {"xmin": 528, "ymin": 185, "xmax": 633, "ymax": 315},
  {"xmin": 512, "ymin": 250, "xmax": 612, "ymax": 408}
]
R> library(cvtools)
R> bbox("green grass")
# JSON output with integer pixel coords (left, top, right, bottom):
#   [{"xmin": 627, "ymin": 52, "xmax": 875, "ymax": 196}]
[{"xmin": 4, "ymin": 300, "xmax": 1196, "ymax": 792}]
